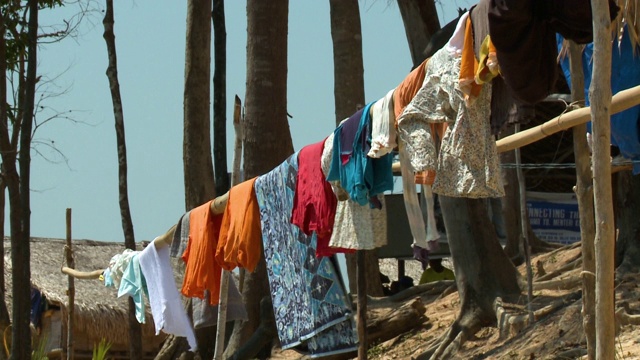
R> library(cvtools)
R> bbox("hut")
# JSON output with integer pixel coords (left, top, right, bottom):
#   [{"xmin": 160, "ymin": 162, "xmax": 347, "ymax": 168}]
[{"xmin": 3, "ymin": 237, "xmax": 166, "ymax": 359}]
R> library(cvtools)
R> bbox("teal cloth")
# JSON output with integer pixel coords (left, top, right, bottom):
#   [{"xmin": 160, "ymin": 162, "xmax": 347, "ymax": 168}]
[
  {"xmin": 117, "ymin": 253, "xmax": 149, "ymax": 323},
  {"xmin": 326, "ymin": 102, "xmax": 394, "ymax": 206}
]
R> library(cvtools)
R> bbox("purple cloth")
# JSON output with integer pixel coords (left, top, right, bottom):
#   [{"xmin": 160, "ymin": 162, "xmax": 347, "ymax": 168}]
[{"xmin": 338, "ymin": 108, "xmax": 369, "ymax": 162}]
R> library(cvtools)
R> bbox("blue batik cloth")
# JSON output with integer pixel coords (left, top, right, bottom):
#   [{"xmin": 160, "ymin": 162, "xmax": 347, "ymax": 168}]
[
  {"xmin": 254, "ymin": 153, "xmax": 358, "ymax": 358},
  {"xmin": 558, "ymin": 28, "xmax": 640, "ymax": 174},
  {"xmin": 327, "ymin": 102, "xmax": 394, "ymax": 206}
]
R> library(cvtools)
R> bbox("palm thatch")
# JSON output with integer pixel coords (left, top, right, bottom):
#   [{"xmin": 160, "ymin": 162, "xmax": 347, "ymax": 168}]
[
  {"xmin": 3, "ymin": 237, "xmax": 167, "ymax": 355},
  {"xmin": 614, "ymin": 0, "xmax": 640, "ymax": 51}
]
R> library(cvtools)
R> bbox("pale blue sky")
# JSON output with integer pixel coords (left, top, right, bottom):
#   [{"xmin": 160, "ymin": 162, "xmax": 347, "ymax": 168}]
[{"xmin": 25, "ymin": 1, "xmax": 468, "ymax": 242}]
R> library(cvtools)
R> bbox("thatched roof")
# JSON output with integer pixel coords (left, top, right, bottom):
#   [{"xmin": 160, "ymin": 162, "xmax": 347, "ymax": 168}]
[{"xmin": 3, "ymin": 237, "xmax": 166, "ymax": 349}]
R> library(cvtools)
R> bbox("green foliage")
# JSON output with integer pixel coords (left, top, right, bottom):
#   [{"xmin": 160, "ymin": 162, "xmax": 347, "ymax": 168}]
[
  {"xmin": 92, "ymin": 338, "xmax": 112, "ymax": 360},
  {"xmin": 31, "ymin": 335, "xmax": 48, "ymax": 360}
]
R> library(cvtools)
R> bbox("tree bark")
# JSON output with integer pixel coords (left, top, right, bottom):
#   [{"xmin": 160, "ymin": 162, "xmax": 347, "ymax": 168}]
[
  {"xmin": 614, "ymin": 171, "xmax": 640, "ymax": 273},
  {"xmin": 416, "ymin": 197, "xmax": 522, "ymax": 359},
  {"xmin": 589, "ymin": 0, "xmax": 615, "ymax": 358},
  {"xmin": 568, "ymin": 40, "xmax": 596, "ymax": 360},
  {"xmin": 329, "ymin": 0, "xmax": 365, "ymax": 126},
  {"xmin": 102, "ymin": 1, "xmax": 142, "ymax": 358},
  {"xmin": 184, "ymin": 0, "xmax": 215, "ymax": 209},
  {"xmin": 212, "ymin": 0, "xmax": 229, "ymax": 196},
  {"xmin": 396, "ymin": 0, "xmax": 440, "ymax": 68},
  {"xmin": 65, "ymin": 209, "xmax": 75, "ymax": 360},
  {"xmin": 0, "ymin": 14, "xmax": 11, "ymax": 357},
  {"xmin": 10, "ymin": 0, "xmax": 38, "ymax": 357},
  {"xmin": 225, "ymin": 1, "xmax": 291, "ymax": 357}
]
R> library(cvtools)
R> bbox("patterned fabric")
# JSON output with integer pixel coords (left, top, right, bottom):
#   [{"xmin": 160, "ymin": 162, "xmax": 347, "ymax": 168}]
[
  {"xmin": 254, "ymin": 154, "xmax": 358, "ymax": 357},
  {"xmin": 399, "ymin": 47, "xmax": 504, "ymax": 198}
]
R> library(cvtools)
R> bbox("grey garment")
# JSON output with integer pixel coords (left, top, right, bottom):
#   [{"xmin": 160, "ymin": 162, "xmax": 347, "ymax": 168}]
[
  {"xmin": 192, "ymin": 284, "xmax": 248, "ymax": 329},
  {"xmin": 169, "ymin": 211, "xmax": 248, "ymax": 328},
  {"xmin": 170, "ymin": 212, "xmax": 191, "ymax": 258}
]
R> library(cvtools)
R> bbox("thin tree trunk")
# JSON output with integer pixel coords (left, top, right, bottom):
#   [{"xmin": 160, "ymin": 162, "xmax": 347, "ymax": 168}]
[
  {"xmin": 396, "ymin": 0, "xmax": 440, "ymax": 68},
  {"xmin": 589, "ymin": 0, "xmax": 614, "ymax": 358},
  {"xmin": 11, "ymin": 0, "xmax": 38, "ymax": 357},
  {"xmin": 102, "ymin": 1, "xmax": 142, "ymax": 358},
  {"xmin": 65, "ymin": 209, "xmax": 75, "ymax": 360},
  {"xmin": 212, "ymin": 0, "xmax": 229, "ymax": 196},
  {"xmin": 568, "ymin": 40, "xmax": 596, "ymax": 360}
]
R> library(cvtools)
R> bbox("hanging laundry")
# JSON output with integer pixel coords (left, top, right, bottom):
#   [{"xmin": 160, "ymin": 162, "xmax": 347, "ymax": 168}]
[
  {"xmin": 444, "ymin": 11, "xmax": 469, "ymax": 57},
  {"xmin": 558, "ymin": 28, "xmax": 640, "ymax": 175},
  {"xmin": 216, "ymin": 177, "xmax": 263, "ymax": 271},
  {"xmin": 291, "ymin": 139, "xmax": 352, "ymax": 257},
  {"xmin": 117, "ymin": 253, "xmax": 147, "ymax": 323},
  {"xmin": 399, "ymin": 45, "xmax": 504, "ymax": 198},
  {"xmin": 487, "ymin": 0, "xmax": 619, "ymax": 104},
  {"xmin": 170, "ymin": 213, "xmax": 248, "ymax": 329},
  {"xmin": 107, "ymin": 248, "xmax": 137, "ymax": 289},
  {"xmin": 181, "ymin": 201, "xmax": 224, "ymax": 305},
  {"xmin": 254, "ymin": 154, "xmax": 358, "ymax": 357},
  {"xmin": 327, "ymin": 102, "xmax": 394, "ymax": 206},
  {"xmin": 321, "ymin": 134, "xmax": 388, "ymax": 251},
  {"xmin": 394, "ymin": 58, "xmax": 429, "ymax": 122},
  {"xmin": 139, "ymin": 241, "xmax": 197, "ymax": 350},
  {"xmin": 368, "ymin": 89, "xmax": 397, "ymax": 158},
  {"xmin": 170, "ymin": 208, "xmax": 248, "ymax": 327}
]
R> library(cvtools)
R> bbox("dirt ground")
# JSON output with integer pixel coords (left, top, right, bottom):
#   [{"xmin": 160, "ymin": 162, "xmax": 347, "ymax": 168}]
[{"xmin": 272, "ymin": 244, "xmax": 640, "ymax": 359}]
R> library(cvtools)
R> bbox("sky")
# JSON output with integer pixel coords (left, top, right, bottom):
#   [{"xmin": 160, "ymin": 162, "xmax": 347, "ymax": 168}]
[{"xmin": 24, "ymin": 0, "xmax": 470, "ymax": 243}]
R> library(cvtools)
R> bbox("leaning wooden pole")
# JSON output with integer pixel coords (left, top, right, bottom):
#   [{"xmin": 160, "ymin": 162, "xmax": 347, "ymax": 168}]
[
  {"xmin": 589, "ymin": 0, "xmax": 615, "ymax": 358},
  {"xmin": 568, "ymin": 41, "xmax": 597, "ymax": 360},
  {"xmin": 213, "ymin": 96, "xmax": 243, "ymax": 360},
  {"xmin": 357, "ymin": 250, "xmax": 367, "ymax": 360},
  {"xmin": 65, "ymin": 209, "xmax": 75, "ymax": 360}
]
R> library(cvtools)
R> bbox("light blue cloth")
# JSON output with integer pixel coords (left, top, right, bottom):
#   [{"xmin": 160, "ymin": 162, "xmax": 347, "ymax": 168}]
[
  {"xmin": 117, "ymin": 253, "xmax": 148, "ymax": 323},
  {"xmin": 558, "ymin": 28, "xmax": 640, "ymax": 174},
  {"xmin": 327, "ymin": 102, "xmax": 394, "ymax": 206},
  {"xmin": 103, "ymin": 268, "xmax": 114, "ymax": 287}
]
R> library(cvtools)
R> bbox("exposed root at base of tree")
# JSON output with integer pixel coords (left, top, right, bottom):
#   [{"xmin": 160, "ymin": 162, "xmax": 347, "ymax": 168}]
[{"xmin": 532, "ymin": 275, "xmax": 581, "ymax": 291}]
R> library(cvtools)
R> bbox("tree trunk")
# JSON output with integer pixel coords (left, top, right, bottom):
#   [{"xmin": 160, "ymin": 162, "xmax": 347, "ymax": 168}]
[
  {"xmin": 184, "ymin": 0, "xmax": 215, "ymax": 209},
  {"xmin": 102, "ymin": 1, "xmax": 142, "ymax": 358},
  {"xmin": 10, "ymin": 0, "xmax": 38, "ymax": 358},
  {"xmin": 589, "ymin": 0, "xmax": 615, "ymax": 357},
  {"xmin": 396, "ymin": 0, "xmax": 440, "ymax": 68},
  {"xmin": 224, "ymin": 1, "xmax": 291, "ymax": 357},
  {"xmin": 568, "ymin": 40, "xmax": 596, "ymax": 360},
  {"xmin": 329, "ymin": 0, "xmax": 365, "ymax": 126},
  {"xmin": 416, "ymin": 197, "xmax": 522, "ymax": 359},
  {"xmin": 614, "ymin": 171, "xmax": 640, "ymax": 273},
  {"xmin": 212, "ymin": 0, "xmax": 230, "ymax": 196}
]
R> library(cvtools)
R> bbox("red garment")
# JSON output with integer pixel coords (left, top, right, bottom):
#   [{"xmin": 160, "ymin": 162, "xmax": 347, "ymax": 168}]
[
  {"xmin": 216, "ymin": 177, "xmax": 263, "ymax": 272},
  {"xmin": 181, "ymin": 200, "xmax": 224, "ymax": 305},
  {"xmin": 291, "ymin": 140, "xmax": 352, "ymax": 257}
]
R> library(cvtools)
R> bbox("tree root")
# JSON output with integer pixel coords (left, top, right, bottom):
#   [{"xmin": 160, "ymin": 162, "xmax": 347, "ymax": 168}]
[
  {"xmin": 615, "ymin": 307, "xmax": 640, "ymax": 326},
  {"xmin": 553, "ymin": 347, "xmax": 587, "ymax": 359},
  {"xmin": 533, "ymin": 275, "xmax": 581, "ymax": 291},
  {"xmin": 536, "ymin": 257, "xmax": 582, "ymax": 282}
]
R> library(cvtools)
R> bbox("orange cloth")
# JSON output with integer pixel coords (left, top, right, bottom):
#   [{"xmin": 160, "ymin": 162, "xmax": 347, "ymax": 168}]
[
  {"xmin": 459, "ymin": 16, "xmax": 482, "ymax": 103},
  {"xmin": 181, "ymin": 200, "xmax": 224, "ymax": 305},
  {"xmin": 216, "ymin": 177, "xmax": 263, "ymax": 273},
  {"xmin": 414, "ymin": 123, "xmax": 448, "ymax": 185},
  {"xmin": 393, "ymin": 58, "xmax": 429, "ymax": 122}
]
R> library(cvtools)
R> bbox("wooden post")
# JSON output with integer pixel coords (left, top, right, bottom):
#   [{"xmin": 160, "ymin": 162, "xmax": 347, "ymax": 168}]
[
  {"xmin": 514, "ymin": 124, "xmax": 534, "ymax": 323},
  {"xmin": 357, "ymin": 250, "xmax": 367, "ymax": 360},
  {"xmin": 213, "ymin": 95, "xmax": 243, "ymax": 360},
  {"xmin": 589, "ymin": 0, "xmax": 615, "ymax": 358},
  {"xmin": 65, "ymin": 208, "xmax": 74, "ymax": 360},
  {"xmin": 568, "ymin": 40, "xmax": 597, "ymax": 360}
]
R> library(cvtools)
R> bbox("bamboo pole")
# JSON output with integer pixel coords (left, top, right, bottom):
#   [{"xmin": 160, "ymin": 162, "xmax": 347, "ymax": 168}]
[
  {"xmin": 65, "ymin": 209, "xmax": 75, "ymax": 360},
  {"xmin": 568, "ymin": 40, "xmax": 597, "ymax": 360},
  {"xmin": 496, "ymin": 84, "xmax": 640, "ymax": 153},
  {"xmin": 590, "ymin": 0, "xmax": 615, "ymax": 358}
]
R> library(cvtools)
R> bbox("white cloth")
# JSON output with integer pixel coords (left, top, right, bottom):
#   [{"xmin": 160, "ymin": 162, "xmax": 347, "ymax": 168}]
[
  {"xmin": 139, "ymin": 241, "xmax": 197, "ymax": 351},
  {"xmin": 398, "ymin": 142, "xmax": 428, "ymax": 249},
  {"xmin": 445, "ymin": 11, "xmax": 469, "ymax": 57},
  {"xmin": 108, "ymin": 248, "xmax": 137, "ymax": 289},
  {"xmin": 367, "ymin": 89, "xmax": 397, "ymax": 158}
]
